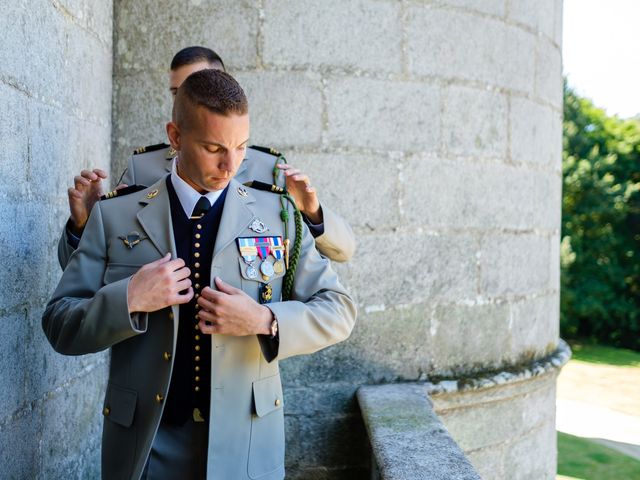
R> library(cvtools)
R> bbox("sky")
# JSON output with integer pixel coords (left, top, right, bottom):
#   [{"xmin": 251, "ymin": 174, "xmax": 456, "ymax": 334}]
[{"xmin": 563, "ymin": 0, "xmax": 640, "ymax": 118}]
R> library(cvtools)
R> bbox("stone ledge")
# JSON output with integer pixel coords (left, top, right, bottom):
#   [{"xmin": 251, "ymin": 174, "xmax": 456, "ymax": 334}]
[
  {"xmin": 357, "ymin": 384, "xmax": 481, "ymax": 480},
  {"xmin": 425, "ymin": 339, "xmax": 571, "ymax": 396}
]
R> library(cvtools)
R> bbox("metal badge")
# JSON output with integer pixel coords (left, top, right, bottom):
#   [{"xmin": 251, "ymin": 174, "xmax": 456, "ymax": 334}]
[
  {"xmin": 260, "ymin": 260, "xmax": 275, "ymax": 279},
  {"xmin": 146, "ymin": 189, "xmax": 159, "ymax": 199},
  {"xmin": 246, "ymin": 265, "xmax": 258, "ymax": 279},
  {"xmin": 260, "ymin": 283, "xmax": 273, "ymax": 304},
  {"xmin": 166, "ymin": 147, "xmax": 177, "ymax": 159},
  {"xmin": 118, "ymin": 231, "xmax": 147, "ymax": 249},
  {"xmin": 273, "ymin": 259, "xmax": 285, "ymax": 274},
  {"xmin": 237, "ymin": 187, "xmax": 248, "ymax": 197},
  {"xmin": 250, "ymin": 218, "xmax": 268, "ymax": 234}
]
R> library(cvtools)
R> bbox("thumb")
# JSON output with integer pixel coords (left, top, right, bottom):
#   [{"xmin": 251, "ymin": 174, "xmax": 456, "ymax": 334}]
[{"xmin": 214, "ymin": 276, "xmax": 240, "ymax": 295}]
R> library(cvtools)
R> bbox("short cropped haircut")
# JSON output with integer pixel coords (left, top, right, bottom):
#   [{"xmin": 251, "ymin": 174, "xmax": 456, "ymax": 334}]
[
  {"xmin": 170, "ymin": 46, "xmax": 225, "ymax": 71},
  {"xmin": 173, "ymin": 69, "xmax": 248, "ymax": 130}
]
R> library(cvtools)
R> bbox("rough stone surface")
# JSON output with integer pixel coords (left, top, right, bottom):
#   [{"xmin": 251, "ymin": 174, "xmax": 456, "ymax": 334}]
[
  {"xmin": 405, "ymin": 6, "xmax": 536, "ymax": 93},
  {"xmin": 0, "ymin": 1, "xmax": 112, "ymax": 478},
  {"xmin": 442, "ymin": 85, "xmax": 508, "ymax": 158},
  {"xmin": 262, "ymin": 0, "xmax": 403, "ymax": 73},
  {"xmin": 358, "ymin": 384, "xmax": 481, "ymax": 480},
  {"xmin": 326, "ymin": 77, "xmax": 441, "ymax": 152}
]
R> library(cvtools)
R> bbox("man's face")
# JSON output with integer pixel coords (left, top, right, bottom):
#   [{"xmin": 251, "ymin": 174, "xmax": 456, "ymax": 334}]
[
  {"xmin": 167, "ymin": 106, "xmax": 249, "ymax": 193},
  {"xmin": 169, "ymin": 61, "xmax": 223, "ymax": 97}
]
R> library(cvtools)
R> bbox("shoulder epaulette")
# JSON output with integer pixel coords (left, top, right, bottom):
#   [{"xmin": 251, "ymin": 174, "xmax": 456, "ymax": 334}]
[
  {"xmin": 133, "ymin": 143, "xmax": 169, "ymax": 155},
  {"xmin": 249, "ymin": 145, "xmax": 282, "ymax": 157},
  {"xmin": 100, "ymin": 185, "xmax": 147, "ymax": 201},
  {"xmin": 243, "ymin": 180, "xmax": 286, "ymax": 194}
]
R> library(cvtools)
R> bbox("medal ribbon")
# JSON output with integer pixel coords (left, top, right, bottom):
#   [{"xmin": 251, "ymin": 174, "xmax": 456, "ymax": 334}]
[{"xmin": 254, "ymin": 237, "xmax": 271, "ymax": 260}]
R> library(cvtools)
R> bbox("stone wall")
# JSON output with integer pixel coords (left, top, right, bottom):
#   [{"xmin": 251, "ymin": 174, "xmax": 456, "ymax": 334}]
[
  {"xmin": 112, "ymin": 0, "xmax": 563, "ymax": 478},
  {"xmin": 0, "ymin": 0, "xmax": 112, "ymax": 478}
]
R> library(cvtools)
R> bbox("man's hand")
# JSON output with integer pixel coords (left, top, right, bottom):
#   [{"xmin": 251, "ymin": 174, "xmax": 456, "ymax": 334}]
[
  {"xmin": 196, "ymin": 277, "xmax": 273, "ymax": 336},
  {"xmin": 127, "ymin": 254, "xmax": 193, "ymax": 313},
  {"xmin": 67, "ymin": 168, "xmax": 111, "ymax": 235},
  {"xmin": 277, "ymin": 164, "xmax": 322, "ymax": 224}
]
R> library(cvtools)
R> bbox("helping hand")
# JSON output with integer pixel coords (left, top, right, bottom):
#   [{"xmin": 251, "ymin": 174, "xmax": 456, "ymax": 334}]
[
  {"xmin": 67, "ymin": 168, "xmax": 113, "ymax": 235},
  {"xmin": 277, "ymin": 163, "xmax": 322, "ymax": 224}
]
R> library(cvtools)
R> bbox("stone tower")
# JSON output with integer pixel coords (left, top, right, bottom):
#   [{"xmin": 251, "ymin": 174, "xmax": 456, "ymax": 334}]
[{"xmin": 1, "ymin": 1, "xmax": 564, "ymax": 478}]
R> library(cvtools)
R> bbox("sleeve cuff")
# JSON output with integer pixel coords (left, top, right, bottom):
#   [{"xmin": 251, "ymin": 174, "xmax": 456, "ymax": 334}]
[
  {"xmin": 303, "ymin": 206, "xmax": 325, "ymax": 238},
  {"xmin": 65, "ymin": 220, "xmax": 82, "ymax": 249}
]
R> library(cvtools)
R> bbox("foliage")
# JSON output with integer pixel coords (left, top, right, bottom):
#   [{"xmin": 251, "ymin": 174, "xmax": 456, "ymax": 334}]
[
  {"xmin": 557, "ymin": 432, "xmax": 640, "ymax": 479},
  {"xmin": 561, "ymin": 83, "xmax": 640, "ymax": 350}
]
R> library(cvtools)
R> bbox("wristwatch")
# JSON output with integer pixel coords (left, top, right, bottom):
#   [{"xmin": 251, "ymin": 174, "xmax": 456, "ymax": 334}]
[{"xmin": 269, "ymin": 316, "xmax": 279, "ymax": 339}]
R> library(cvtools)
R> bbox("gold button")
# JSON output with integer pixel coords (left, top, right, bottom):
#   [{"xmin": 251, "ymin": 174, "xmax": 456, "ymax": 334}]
[
  {"xmin": 195, "ymin": 335, "xmax": 200, "ymax": 341},
  {"xmin": 103, "ymin": 407, "xmax": 111, "ymax": 416},
  {"xmin": 194, "ymin": 252, "xmax": 200, "ymax": 258},
  {"xmin": 195, "ymin": 283, "xmax": 200, "ymax": 289},
  {"xmin": 156, "ymin": 394, "xmax": 164, "ymax": 403},
  {"xmin": 195, "ymin": 304, "xmax": 201, "ymax": 310},
  {"xmin": 195, "ymin": 366, "xmax": 200, "ymax": 372},
  {"xmin": 197, "ymin": 224, "xmax": 202, "ymax": 230},
  {"xmin": 195, "ymin": 386, "xmax": 200, "ymax": 392},
  {"xmin": 194, "ymin": 273, "xmax": 200, "ymax": 279},
  {"xmin": 195, "ymin": 234, "xmax": 201, "ymax": 239},
  {"xmin": 195, "ymin": 376, "xmax": 200, "ymax": 382},
  {"xmin": 195, "ymin": 294, "xmax": 200, "ymax": 299},
  {"xmin": 195, "ymin": 345, "xmax": 201, "ymax": 351},
  {"xmin": 275, "ymin": 398, "xmax": 281, "ymax": 407},
  {"xmin": 195, "ymin": 314, "xmax": 200, "ymax": 320},
  {"xmin": 195, "ymin": 324, "xmax": 200, "ymax": 330},
  {"xmin": 168, "ymin": 312, "xmax": 174, "ymax": 320},
  {"xmin": 194, "ymin": 242, "xmax": 200, "ymax": 248},
  {"xmin": 195, "ymin": 355, "xmax": 200, "ymax": 362},
  {"xmin": 163, "ymin": 351, "xmax": 172, "ymax": 361},
  {"xmin": 194, "ymin": 262, "xmax": 200, "ymax": 268}
]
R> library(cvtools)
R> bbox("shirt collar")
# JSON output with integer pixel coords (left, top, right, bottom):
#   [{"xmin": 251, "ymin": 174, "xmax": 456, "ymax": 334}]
[{"xmin": 170, "ymin": 157, "xmax": 224, "ymax": 218}]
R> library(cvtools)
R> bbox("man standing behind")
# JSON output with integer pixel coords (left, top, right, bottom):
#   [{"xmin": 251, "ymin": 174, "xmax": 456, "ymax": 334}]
[
  {"xmin": 59, "ymin": 46, "xmax": 355, "ymax": 269},
  {"xmin": 42, "ymin": 69, "xmax": 355, "ymax": 479}
]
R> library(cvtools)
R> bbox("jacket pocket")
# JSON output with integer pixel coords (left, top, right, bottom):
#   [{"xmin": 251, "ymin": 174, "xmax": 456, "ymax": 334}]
[
  {"xmin": 248, "ymin": 374, "xmax": 285, "ymax": 479},
  {"xmin": 103, "ymin": 263, "xmax": 142, "ymax": 285},
  {"xmin": 102, "ymin": 382, "xmax": 138, "ymax": 428}
]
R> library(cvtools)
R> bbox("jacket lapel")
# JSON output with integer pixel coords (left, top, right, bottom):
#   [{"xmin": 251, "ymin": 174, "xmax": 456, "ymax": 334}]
[
  {"xmin": 136, "ymin": 177, "xmax": 177, "ymax": 260},
  {"xmin": 213, "ymin": 178, "xmax": 256, "ymax": 259},
  {"xmin": 135, "ymin": 177, "xmax": 179, "ymax": 346}
]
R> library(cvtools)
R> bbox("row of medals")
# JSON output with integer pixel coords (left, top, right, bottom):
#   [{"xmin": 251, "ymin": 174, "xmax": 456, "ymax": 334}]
[{"xmin": 245, "ymin": 254, "xmax": 284, "ymax": 281}]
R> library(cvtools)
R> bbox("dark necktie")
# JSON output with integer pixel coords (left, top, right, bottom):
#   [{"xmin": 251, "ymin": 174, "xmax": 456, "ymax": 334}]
[{"xmin": 190, "ymin": 196, "xmax": 211, "ymax": 219}]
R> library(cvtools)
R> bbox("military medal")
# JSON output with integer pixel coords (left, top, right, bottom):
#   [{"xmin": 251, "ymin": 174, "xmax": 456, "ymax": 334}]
[
  {"xmin": 250, "ymin": 218, "xmax": 268, "ymax": 234},
  {"xmin": 254, "ymin": 237, "xmax": 273, "ymax": 280},
  {"xmin": 237, "ymin": 238, "xmax": 258, "ymax": 279},
  {"xmin": 269, "ymin": 236, "xmax": 285, "ymax": 274}
]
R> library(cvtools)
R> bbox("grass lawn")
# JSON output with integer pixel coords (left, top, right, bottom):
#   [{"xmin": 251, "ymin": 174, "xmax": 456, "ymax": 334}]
[
  {"xmin": 557, "ymin": 432, "xmax": 640, "ymax": 479},
  {"xmin": 570, "ymin": 342, "xmax": 640, "ymax": 367},
  {"xmin": 557, "ymin": 342, "xmax": 640, "ymax": 479}
]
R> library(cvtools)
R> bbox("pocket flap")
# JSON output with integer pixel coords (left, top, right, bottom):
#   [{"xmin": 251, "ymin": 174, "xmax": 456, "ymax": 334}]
[
  {"xmin": 252, "ymin": 374, "xmax": 283, "ymax": 418},
  {"xmin": 103, "ymin": 383, "xmax": 138, "ymax": 427}
]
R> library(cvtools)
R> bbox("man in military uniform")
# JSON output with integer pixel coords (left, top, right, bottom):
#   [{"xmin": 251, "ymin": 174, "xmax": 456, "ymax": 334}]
[
  {"xmin": 59, "ymin": 46, "xmax": 355, "ymax": 269},
  {"xmin": 42, "ymin": 69, "xmax": 356, "ymax": 480}
]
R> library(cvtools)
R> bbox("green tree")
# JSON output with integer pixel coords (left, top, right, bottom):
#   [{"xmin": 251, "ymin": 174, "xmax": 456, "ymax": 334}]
[{"xmin": 561, "ymin": 83, "xmax": 640, "ymax": 349}]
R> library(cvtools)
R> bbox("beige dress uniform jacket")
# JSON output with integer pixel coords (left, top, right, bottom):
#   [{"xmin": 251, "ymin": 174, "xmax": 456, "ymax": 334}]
[
  {"xmin": 42, "ymin": 176, "xmax": 356, "ymax": 479},
  {"xmin": 57, "ymin": 146, "xmax": 356, "ymax": 269}
]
